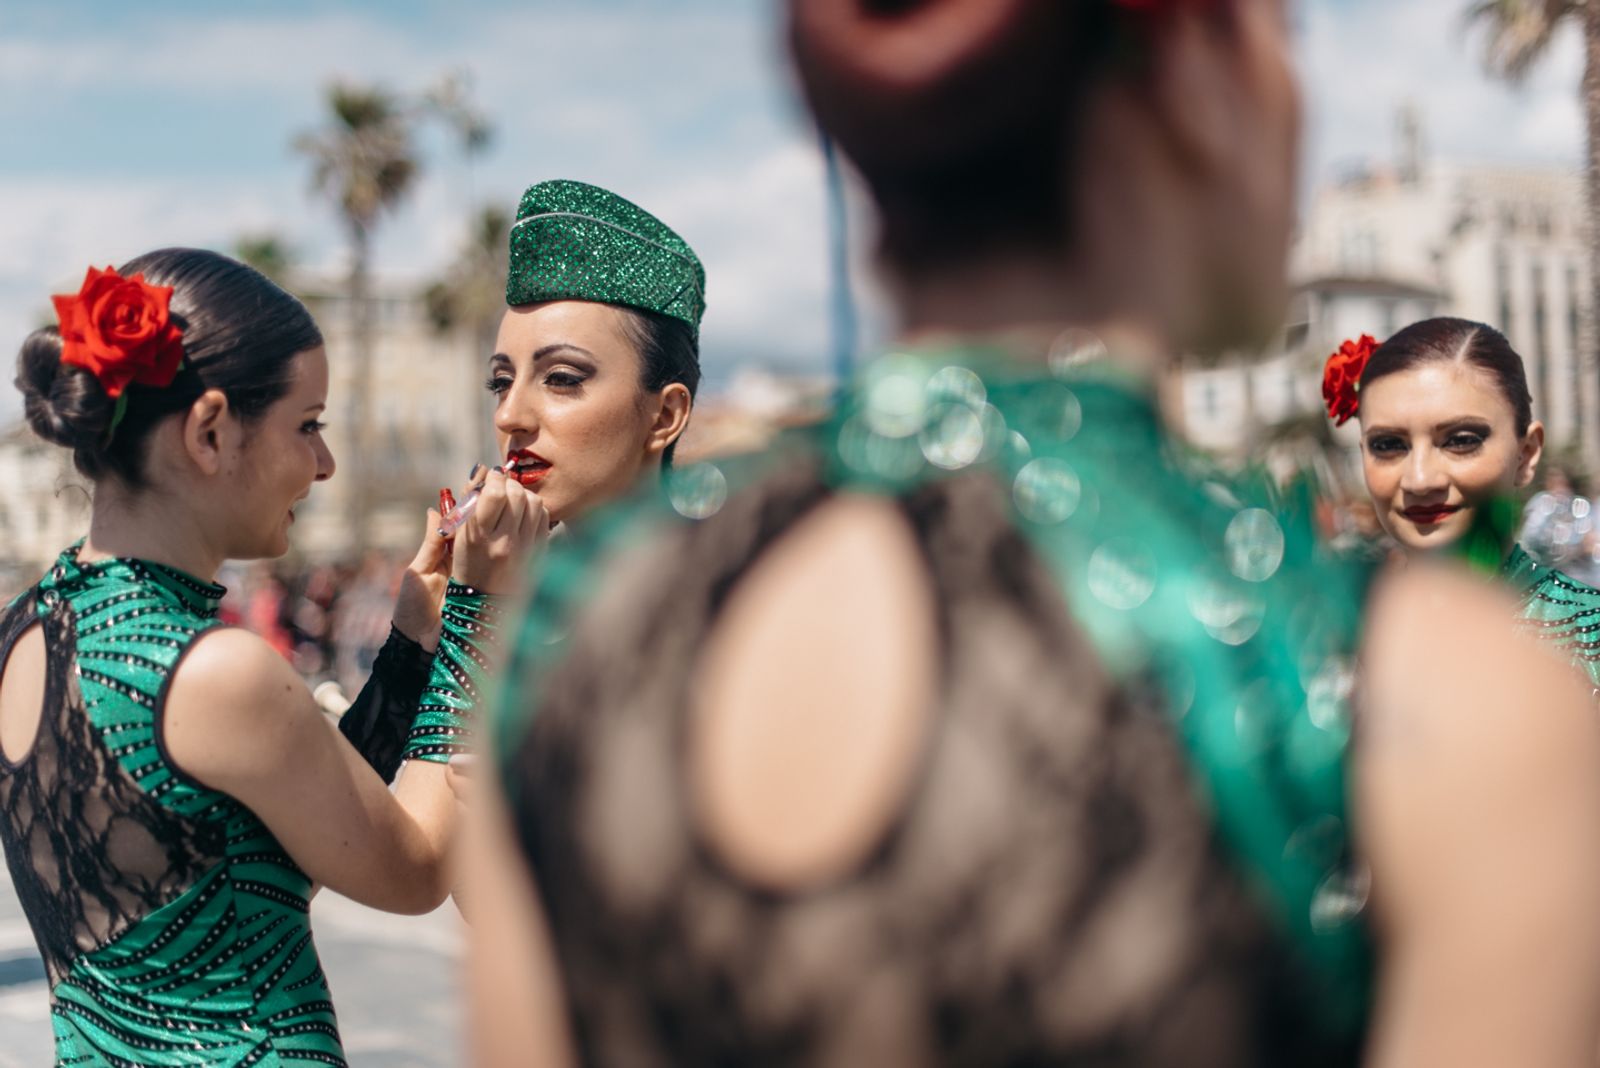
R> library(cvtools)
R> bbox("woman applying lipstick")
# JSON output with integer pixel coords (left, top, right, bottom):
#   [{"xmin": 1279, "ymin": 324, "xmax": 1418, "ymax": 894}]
[
  {"xmin": 0, "ymin": 248, "xmax": 542, "ymax": 1065},
  {"xmin": 460, "ymin": 179, "xmax": 701, "ymax": 531},
  {"xmin": 1327, "ymin": 317, "xmax": 1600, "ymax": 688}
]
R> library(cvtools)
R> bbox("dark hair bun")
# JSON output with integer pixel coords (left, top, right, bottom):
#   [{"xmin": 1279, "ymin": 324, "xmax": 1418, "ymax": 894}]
[{"xmin": 16, "ymin": 326, "xmax": 114, "ymax": 452}]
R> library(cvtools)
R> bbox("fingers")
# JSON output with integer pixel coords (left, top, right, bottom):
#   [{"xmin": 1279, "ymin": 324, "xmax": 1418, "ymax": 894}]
[
  {"xmin": 410, "ymin": 507, "xmax": 451, "ymax": 574},
  {"xmin": 525, "ymin": 487, "xmax": 551, "ymax": 542},
  {"xmin": 470, "ymin": 467, "xmax": 510, "ymax": 535}
]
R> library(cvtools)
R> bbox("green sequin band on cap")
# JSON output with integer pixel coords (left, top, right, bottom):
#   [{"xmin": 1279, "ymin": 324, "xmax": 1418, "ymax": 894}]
[
  {"xmin": 506, "ymin": 179, "xmax": 706, "ymax": 333},
  {"xmin": 404, "ymin": 580, "xmax": 505, "ymax": 763}
]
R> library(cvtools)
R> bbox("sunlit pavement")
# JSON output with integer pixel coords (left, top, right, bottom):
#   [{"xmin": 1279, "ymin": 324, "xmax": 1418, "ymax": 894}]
[{"xmin": 0, "ymin": 867, "xmax": 466, "ymax": 1067}]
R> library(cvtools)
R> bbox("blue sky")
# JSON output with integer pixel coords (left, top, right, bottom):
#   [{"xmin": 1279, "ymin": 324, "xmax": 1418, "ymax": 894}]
[{"xmin": 0, "ymin": 0, "xmax": 1587, "ymax": 423}]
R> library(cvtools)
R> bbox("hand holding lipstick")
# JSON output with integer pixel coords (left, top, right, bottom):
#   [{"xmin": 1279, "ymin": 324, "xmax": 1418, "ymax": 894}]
[
  {"xmin": 437, "ymin": 483, "xmax": 484, "ymax": 538},
  {"xmin": 447, "ymin": 461, "xmax": 549, "ymax": 596}
]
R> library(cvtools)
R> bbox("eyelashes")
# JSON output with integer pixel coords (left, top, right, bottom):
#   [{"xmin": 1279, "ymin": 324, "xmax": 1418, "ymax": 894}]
[{"xmin": 483, "ymin": 372, "xmax": 587, "ymax": 395}]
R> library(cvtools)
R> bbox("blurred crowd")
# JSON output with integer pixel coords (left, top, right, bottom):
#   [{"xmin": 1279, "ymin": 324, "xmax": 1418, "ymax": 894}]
[{"xmin": 217, "ymin": 551, "xmax": 414, "ymax": 707}]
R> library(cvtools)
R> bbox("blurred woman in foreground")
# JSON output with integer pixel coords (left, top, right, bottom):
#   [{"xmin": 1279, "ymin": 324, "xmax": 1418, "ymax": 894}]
[
  {"xmin": 468, "ymin": 2, "xmax": 1600, "ymax": 1065},
  {"xmin": 1329, "ymin": 317, "xmax": 1600, "ymax": 690}
]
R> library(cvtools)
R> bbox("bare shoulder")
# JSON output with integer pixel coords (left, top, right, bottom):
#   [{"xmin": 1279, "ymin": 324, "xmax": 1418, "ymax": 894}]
[
  {"xmin": 1361, "ymin": 564, "xmax": 1592, "ymax": 751},
  {"xmin": 1356, "ymin": 567, "xmax": 1600, "ymax": 1067},
  {"xmin": 1356, "ymin": 561, "xmax": 1600, "ymax": 919},
  {"xmin": 163, "ymin": 625, "xmax": 323, "ymax": 791}
]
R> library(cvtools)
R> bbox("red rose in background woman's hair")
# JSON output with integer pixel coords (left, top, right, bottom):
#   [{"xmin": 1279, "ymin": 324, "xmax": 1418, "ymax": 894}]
[
  {"xmin": 51, "ymin": 266, "xmax": 185, "ymax": 399},
  {"xmin": 1322, "ymin": 334, "xmax": 1378, "ymax": 427}
]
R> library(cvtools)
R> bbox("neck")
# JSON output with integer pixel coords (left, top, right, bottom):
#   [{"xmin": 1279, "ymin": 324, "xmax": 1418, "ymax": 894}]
[
  {"xmin": 891, "ymin": 249, "xmax": 1175, "ymax": 382},
  {"xmin": 81, "ymin": 480, "xmax": 225, "ymax": 581},
  {"xmin": 885, "ymin": 88, "xmax": 1252, "ymax": 376}
]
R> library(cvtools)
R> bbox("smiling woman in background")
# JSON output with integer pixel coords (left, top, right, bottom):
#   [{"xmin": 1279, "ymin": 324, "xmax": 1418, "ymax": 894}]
[{"xmin": 1327, "ymin": 316, "xmax": 1600, "ymax": 689}]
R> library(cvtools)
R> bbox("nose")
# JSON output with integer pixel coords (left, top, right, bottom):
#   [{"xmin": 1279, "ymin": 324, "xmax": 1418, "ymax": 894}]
[
  {"xmin": 314, "ymin": 435, "xmax": 336, "ymax": 482},
  {"xmin": 493, "ymin": 380, "xmax": 538, "ymax": 445},
  {"xmin": 1399, "ymin": 443, "xmax": 1446, "ymax": 497}
]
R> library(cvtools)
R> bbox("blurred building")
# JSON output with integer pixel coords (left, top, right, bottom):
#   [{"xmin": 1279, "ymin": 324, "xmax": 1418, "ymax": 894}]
[
  {"xmin": 676, "ymin": 367, "xmax": 832, "ymax": 462},
  {"xmin": 292, "ymin": 276, "xmax": 491, "ymax": 560},
  {"xmin": 1175, "ymin": 108, "xmax": 1599, "ymax": 468},
  {"xmin": 0, "ymin": 424, "xmax": 92, "ymax": 598}
]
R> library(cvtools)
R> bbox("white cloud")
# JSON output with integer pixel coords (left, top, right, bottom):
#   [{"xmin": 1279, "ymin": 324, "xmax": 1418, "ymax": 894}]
[{"xmin": 1300, "ymin": 0, "xmax": 1583, "ymax": 181}]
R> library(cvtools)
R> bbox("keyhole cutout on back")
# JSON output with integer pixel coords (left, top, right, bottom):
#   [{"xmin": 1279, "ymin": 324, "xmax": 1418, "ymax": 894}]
[
  {"xmin": 689, "ymin": 495, "xmax": 938, "ymax": 891},
  {"xmin": 0, "ymin": 622, "xmax": 46, "ymax": 765}
]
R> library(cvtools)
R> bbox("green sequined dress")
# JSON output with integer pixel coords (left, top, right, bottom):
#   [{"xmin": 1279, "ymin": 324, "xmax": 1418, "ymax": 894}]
[
  {"xmin": 493, "ymin": 349, "xmax": 1375, "ymax": 1065},
  {"xmin": 1503, "ymin": 543, "xmax": 1600, "ymax": 691},
  {"xmin": 0, "ymin": 545, "xmax": 490, "ymax": 1065}
]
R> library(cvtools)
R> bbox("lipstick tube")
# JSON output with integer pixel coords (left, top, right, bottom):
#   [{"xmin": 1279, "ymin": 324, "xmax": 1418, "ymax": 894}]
[{"xmin": 437, "ymin": 487, "xmax": 483, "ymax": 538}]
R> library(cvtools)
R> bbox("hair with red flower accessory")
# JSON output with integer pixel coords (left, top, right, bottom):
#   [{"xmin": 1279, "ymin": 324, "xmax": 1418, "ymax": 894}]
[
  {"xmin": 19, "ymin": 248, "xmax": 321, "ymax": 487},
  {"xmin": 51, "ymin": 266, "xmax": 186, "ymax": 403},
  {"xmin": 1322, "ymin": 334, "xmax": 1378, "ymax": 426}
]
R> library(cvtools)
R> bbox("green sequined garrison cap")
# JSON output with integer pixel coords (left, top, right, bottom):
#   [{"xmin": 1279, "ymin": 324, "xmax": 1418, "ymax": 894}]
[{"xmin": 506, "ymin": 179, "xmax": 706, "ymax": 334}]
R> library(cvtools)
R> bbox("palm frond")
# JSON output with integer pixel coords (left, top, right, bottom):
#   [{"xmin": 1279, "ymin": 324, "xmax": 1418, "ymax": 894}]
[{"xmin": 1465, "ymin": 0, "xmax": 1583, "ymax": 83}]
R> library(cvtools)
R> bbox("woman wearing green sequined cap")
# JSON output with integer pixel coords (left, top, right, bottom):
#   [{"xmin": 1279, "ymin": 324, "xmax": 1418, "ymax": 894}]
[
  {"xmin": 1, "ymin": 248, "xmax": 542, "ymax": 1065},
  {"xmin": 478, "ymin": 178, "xmax": 702, "ymax": 526},
  {"xmin": 1326, "ymin": 317, "xmax": 1600, "ymax": 692},
  {"xmin": 465, "ymin": 2, "xmax": 1600, "ymax": 1065}
]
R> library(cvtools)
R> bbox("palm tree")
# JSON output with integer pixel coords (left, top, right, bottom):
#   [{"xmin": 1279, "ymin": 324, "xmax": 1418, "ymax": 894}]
[
  {"xmin": 1468, "ymin": 0, "xmax": 1600, "ymax": 460},
  {"xmin": 424, "ymin": 205, "xmax": 511, "ymax": 471},
  {"xmin": 233, "ymin": 234, "xmax": 295, "ymax": 288},
  {"xmin": 294, "ymin": 84, "xmax": 420, "ymax": 554}
]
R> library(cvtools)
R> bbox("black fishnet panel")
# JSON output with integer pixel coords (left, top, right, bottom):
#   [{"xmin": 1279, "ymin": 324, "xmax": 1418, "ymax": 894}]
[
  {"xmin": 508, "ymin": 469, "xmax": 1358, "ymax": 1067},
  {"xmin": 0, "ymin": 592, "xmax": 226, "ymax": 990}
]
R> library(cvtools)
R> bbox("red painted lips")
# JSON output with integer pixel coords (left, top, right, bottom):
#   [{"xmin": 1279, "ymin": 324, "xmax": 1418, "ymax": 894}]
[{"xmin": 506, "ymin": 448, "xmax": 550, "ymax": 487}]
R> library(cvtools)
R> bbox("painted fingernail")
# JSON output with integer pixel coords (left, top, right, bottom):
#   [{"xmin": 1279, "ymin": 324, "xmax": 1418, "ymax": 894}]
[
  {"xmin": 467, "ymin": 462, "xmax": 485, "ymax": 481},
  {"xmin": 491, "ymin": 465, "xmax": 504, "ymax": 474}
]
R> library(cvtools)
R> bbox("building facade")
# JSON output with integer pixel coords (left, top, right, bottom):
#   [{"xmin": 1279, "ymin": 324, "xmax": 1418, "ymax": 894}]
[{"xmin": 1173, "ymin": 146, "xmax": 1598, "ymax": 469}]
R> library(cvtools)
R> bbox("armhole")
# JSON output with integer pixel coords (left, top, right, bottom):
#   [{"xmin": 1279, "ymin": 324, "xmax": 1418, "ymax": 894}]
[{"xmin": 151, "ymin": 621, "xmax": 237, "ymax": 811}]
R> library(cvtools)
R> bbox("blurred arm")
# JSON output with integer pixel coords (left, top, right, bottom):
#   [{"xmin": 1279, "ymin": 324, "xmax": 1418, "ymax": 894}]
[{"xmin": 1357, "ymin": 566, "xmax": 1600, "ymax": 1068}]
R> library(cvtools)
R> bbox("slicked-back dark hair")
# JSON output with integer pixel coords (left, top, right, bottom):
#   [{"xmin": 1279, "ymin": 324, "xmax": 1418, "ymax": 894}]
[
  {"xmin": 16, "ymin": 248, "xmax": 322, "ymax": 487},
  {"xmin": 1360, "ymin": 317, "xmax": 1533, "ymax": 436}
]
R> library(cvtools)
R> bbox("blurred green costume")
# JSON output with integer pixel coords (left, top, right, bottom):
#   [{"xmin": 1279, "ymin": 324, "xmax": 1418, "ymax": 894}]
[{"xmin": 492, "ymin": 346, "xmax": 1375, "ymax": 1064}]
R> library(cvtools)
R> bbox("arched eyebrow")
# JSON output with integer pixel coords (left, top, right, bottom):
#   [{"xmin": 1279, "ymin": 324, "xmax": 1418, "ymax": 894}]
[{"xmin": 489, "ymin": 344, "xmax": 597, "ymax": 367}]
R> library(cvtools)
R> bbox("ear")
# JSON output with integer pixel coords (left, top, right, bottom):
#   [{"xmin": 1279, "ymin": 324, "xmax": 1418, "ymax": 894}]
[
  {"xmin": 1139, "ymin": 9, "xmax": 1245, "ymax": 181},
  {"xmin": 1516, "ymin": 421, "xmax": 1546, "ymax": 489},
  {"xmin": 181, "ymin": 389, "xmax": 235, "ymax": 477},
  {"xmin": 645, "ymin": 383, "xmax": 693, "ymax": 460}
]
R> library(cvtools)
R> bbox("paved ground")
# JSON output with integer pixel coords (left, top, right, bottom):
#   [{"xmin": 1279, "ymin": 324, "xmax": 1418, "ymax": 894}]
[{"xmin": 0, "ymin": 868, "xmax": 467, "ymax": 1067}]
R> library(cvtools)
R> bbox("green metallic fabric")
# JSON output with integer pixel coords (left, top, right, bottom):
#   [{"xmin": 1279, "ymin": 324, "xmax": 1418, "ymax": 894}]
[
  {"xmin": 506, "ymin": 179, "xmax": 706, "ymax": 332},
  {"xmin": 402, "ymin": 579, "xmax": 502, "ymax": 763},
  {"xmin": 17, "ymin": 543, "xmax": 344, "ymax": 1066},
  {"xmin": 493, "ymin": 346, "xmax": 1376, "ymax": 1038},
  {"xmin": 1502, "ymin": 543, "xmax": 1600, "ymax": 690}
]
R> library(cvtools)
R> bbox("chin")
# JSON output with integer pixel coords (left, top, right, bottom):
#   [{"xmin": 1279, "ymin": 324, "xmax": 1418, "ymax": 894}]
[{"xmin": 1392, "ymin": 522, "xmax": 1468, "ymax": 555}]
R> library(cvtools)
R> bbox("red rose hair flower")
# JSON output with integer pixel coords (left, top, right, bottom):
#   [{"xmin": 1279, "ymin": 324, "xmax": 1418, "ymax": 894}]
[
  {"xmin": 1322, "ymin": 334, "xmax": 1378, "ymax": 427},
  {"xmin": 51, "ymin": 266, "xmax": 185, "ymax": 400}
]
